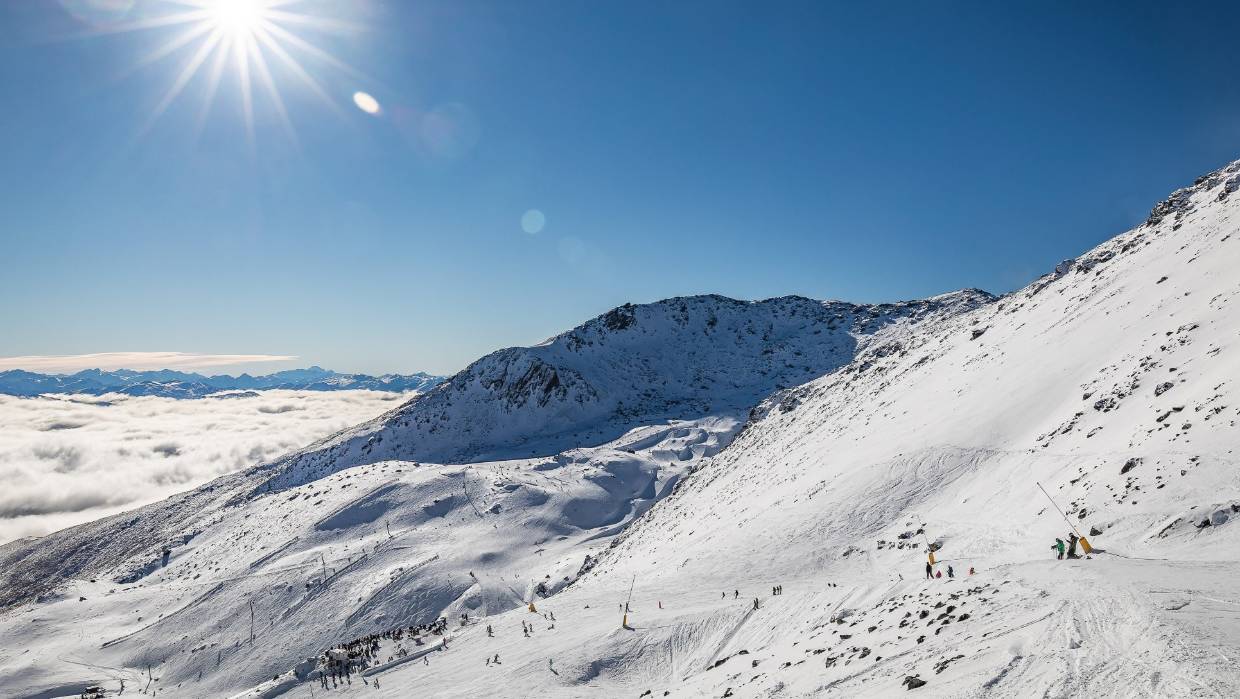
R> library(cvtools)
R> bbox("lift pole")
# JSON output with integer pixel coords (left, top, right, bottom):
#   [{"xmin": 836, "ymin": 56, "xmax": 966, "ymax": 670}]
[{"xmin": 1036, "ymin": 481, "xmax": 1092, "ymax": 552}]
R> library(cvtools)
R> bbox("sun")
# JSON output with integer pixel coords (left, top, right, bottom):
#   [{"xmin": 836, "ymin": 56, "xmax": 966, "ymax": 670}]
[
  {"xmin": 205, "ymin": 0, "xmax": 265, "ymax": 38},
  {"xmin": 79, "ymin": 0, "xmax": 366, "ymax": 144}
]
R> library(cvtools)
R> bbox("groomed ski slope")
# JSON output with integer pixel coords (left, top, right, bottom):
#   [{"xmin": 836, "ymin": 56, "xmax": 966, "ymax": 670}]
[{"xmin": 2, "ymin": 159, "xmax": 1239, "ymax": 698}]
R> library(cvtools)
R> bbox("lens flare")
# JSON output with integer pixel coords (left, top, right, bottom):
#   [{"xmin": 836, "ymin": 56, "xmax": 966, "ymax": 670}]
[
  {"xmin": 521, "ymin": 209, "xmax": 545, "ymax": 234},
  {"xmin": 352, "ymin": 91, "xmax": 381, "ymax": 115}
]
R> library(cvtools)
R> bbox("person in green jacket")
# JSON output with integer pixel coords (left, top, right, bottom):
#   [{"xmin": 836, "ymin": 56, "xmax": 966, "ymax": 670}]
[{"xmin": 1052, "ymin": 538, "xmax": 1065, "ymax": 560}]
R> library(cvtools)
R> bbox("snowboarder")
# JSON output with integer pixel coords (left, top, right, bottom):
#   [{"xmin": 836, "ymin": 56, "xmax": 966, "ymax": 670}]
[
  {"xmin": 947, "ymin": 565, "xmax": 954, "ymax": 578},
  {"xmin": 935, "ymin": 570, "xmax": 942, "ymax": 579},
  {"xmin": 969, "ymin": 566, "xmax": 975, "ymax": 575},
  {"xmin": 1067, "ymin": 533, "xmax": 1079, "ymax": 559},
  {"xmin": 734, "ymin": 590, "xmax": 739, "ymax": 599},
  {"xmin": 1052, "ymin": 538, "xmax": 1065, "ymax": 560},
  {"xmin": 487, "ymin": 624, "xmax": 493, "ymax": 637},
  {"xmin": 753, "ymin": 598, "xmax": 760, "ymax": 610},
  {"xmin": 925, "ymin": 562, "xmax": 933, "ymax": 579}
]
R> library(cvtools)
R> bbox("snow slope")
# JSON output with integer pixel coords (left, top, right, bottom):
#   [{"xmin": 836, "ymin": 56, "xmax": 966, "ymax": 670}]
[{"xmin": 2, "ymin": 159, "xmax": 1239, "ymax": 698}]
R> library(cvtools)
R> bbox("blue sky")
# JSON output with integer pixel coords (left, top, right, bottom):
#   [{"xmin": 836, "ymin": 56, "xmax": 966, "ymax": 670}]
[{"xmin": 2, "ymin": 1, "xmax": 1239, "ymax": 376}]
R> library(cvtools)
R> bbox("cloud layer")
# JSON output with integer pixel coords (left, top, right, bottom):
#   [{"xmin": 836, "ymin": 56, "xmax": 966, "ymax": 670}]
[
  {"xmin": 0, "ymin": 352, "xmax": 298, "ymax": 373},
  {"xmin": 0, "ymin": 390, "xmax": 404, "ymax": 543}
]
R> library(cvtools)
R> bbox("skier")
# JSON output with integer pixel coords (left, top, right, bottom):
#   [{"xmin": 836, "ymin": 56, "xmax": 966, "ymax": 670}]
[
  {"xmin": 734, "ymin": 590, "xmax": 739, "ymax": 599},
  {"xmin": 753, "ymin": 598, "xmax": 760, "ymax": 610},
  {"xmin": 925, "ymin": 561, "xmax": 933, "ymax": 579},
  {"xmin": 1052, "ymin": 538, "xmax": 1065, "ymax": 560},
  {"xmin": 947, "ymin": 565, "xmax": 954, "ymax": 578},
  {"xmin": 969, "ymin": 566, "xmax": 975, "ymax": 575},
  {"xmin": 487, "ymin": 624, "xmax": 493, "ymax": 637},
  {"xmin": 494, "ymin": 653, "xmax": 499, "ymax": 664},
  {"xmin": 935, "ymin": 570, "xmax": 942, "ymax": 579}
]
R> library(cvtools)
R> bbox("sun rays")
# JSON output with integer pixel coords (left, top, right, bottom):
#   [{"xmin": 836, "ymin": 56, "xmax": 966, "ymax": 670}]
[{"xmin": 82, "ymin": 0, "xmax": 364, "ymax": 144}]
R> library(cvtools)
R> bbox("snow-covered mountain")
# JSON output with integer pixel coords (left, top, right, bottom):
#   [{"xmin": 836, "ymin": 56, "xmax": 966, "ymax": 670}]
[
  {"xmin": 1, "ymin": 158, "xmax": 1239, "ymax": 698},
  {"xmin": 0, "ymin": 366, "xmax": 444, "ymax": 399},
  {"xmin": 255, "ymin": 291, "xmax": 992, "ymax": 492}
]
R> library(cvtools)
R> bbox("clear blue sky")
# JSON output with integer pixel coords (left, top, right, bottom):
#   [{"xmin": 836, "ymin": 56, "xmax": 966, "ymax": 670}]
[{"xmin": 2, "ymin": 1, "xmax": 1239, "ymax": 376}]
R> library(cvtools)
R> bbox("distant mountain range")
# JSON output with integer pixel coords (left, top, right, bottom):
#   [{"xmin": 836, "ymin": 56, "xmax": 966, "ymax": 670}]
[{"xmin": 0, "ymin": 366, "xmax": 444, "ymax": 398}]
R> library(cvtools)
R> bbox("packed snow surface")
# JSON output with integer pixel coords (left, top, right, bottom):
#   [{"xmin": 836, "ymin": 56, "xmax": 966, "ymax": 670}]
[{"xmin": 2, "ymin": 160, "xmax": 1240, "ymax": 698}]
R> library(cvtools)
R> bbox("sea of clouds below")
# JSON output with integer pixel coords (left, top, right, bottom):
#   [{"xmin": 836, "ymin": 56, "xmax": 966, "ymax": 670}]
[{"xmin": 0, "ymin": 390, "xmax": 407, "ymax": 544}]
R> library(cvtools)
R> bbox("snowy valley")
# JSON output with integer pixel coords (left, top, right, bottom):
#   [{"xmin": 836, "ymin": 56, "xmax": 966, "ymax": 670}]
[{"xmin": 2, "ymin": 160, "xmax": 1240, "ymax": 698}]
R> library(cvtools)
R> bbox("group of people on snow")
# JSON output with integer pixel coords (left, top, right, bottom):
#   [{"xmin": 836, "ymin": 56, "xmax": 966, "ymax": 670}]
[
  {"xmin": 317, "ymin": 617, "xmax": 450, "ymax": 688},
  {"xmin": 924, "ymin": 560, "xmax": 975, "ymax": 579},
  {"xmin": 1052, "ymin": 532, "xmax": 1083, "ymax": 559}
]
